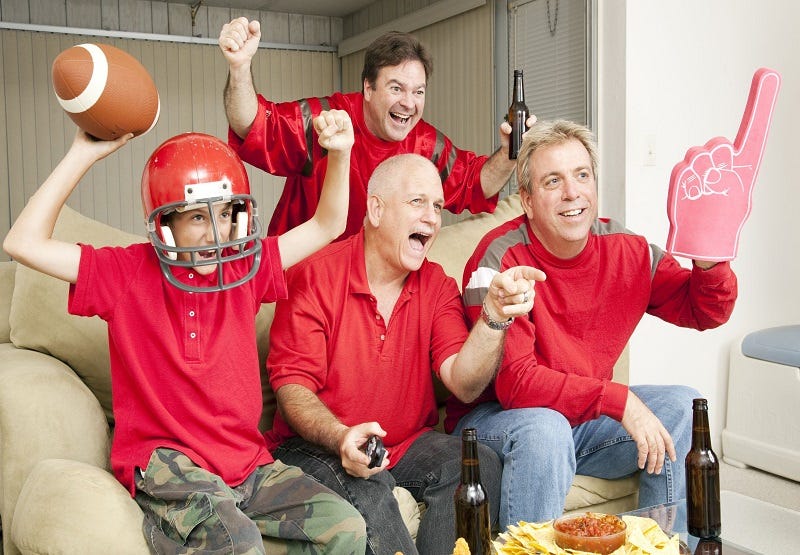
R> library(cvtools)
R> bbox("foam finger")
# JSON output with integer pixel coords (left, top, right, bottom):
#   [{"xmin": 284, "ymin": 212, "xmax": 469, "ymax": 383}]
[{"xmin": 734, "ymin": 68, "xmax": 781, "ymax": 161}]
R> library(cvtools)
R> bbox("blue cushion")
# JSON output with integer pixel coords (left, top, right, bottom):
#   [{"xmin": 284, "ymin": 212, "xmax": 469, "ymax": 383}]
[{"xmin": 741, "ymin": 325, "xmax": 800, "ymax": 367}]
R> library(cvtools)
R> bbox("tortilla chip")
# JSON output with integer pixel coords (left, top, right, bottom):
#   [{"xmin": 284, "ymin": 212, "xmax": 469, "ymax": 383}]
[
  {"xmin": 453, "ymin": 537, "xmax": 471, "ymax": 555},
  {"xmin": 495, "ymin": 514, "xmax": 683, "ymax": 555}
]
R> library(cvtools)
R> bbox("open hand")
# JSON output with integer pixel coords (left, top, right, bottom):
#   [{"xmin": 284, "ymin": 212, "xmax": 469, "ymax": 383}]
[
  {"xmin": 620, "ymin": 391, "xmax": 676, "ymax": 475},
  {"xmin": 666, "ymin": 68, "xmax": 781, "ymax": 261}
]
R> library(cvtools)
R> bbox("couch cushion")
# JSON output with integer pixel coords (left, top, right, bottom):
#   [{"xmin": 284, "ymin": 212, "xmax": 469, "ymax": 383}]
[
  {"xmin": 565, "ymin": 474, "xmax": 639, "ymax": 512},
  {"xmin": 428, "ymin": 194, "xmax": 524, "ymax": 285},
  {"xmin": 256, "ymin": 303, "xmax": 278, "ymax": 432},
  {"xmin": 9, "ymin": 206, "xmax": 142, "ymax": 420},
  {"xmin": 13, "ymin": 458, "xmax": 422, "ymax": 552},
  {"xmin": 0, "ymin": 261, "xmax": 15, "ymax": 343}
]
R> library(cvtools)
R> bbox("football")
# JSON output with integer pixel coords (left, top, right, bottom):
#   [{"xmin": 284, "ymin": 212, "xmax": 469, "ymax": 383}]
[{"xmin": 52, "ymin": 43, "xmax": 160, "ymax": 141}]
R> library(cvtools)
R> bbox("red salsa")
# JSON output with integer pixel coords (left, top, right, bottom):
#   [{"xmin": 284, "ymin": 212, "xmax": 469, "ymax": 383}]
[{"xmin": 554, "ymin": 513, "xmax": 625, "ymax": 537}]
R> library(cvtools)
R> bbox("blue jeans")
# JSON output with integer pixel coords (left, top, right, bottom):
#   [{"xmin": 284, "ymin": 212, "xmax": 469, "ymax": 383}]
[
  {"xmin": 273, "ymin": 430, "xmax": 502, "ymax": 555},
  {"xmin": 452, "ymin": 384, "xmax": 697, "ymax": 528}
]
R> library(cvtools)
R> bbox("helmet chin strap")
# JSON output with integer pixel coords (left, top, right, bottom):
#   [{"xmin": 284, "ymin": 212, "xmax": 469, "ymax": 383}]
[
  {"xmin": 161, "ymin": 211, "xmax": 247, "ymax": 256},
  {"xmin": 235, "ymin": 211, "xmax": 248, "ymax": 239},
  {"xmin": 234, "ymin": 211, "xmax": 248, "ymax": 250},
  {"xmin": 160, "ymin": 226, "xmax": 178, "ymax": 260}
]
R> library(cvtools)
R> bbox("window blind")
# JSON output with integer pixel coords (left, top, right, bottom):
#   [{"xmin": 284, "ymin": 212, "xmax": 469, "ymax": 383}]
[{"xmin": 508, "ymin": 0, "xmax": 588, "ymax": 125}]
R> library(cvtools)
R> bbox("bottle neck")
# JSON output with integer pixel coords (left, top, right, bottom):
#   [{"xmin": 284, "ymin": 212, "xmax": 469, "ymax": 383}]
[
  {"xmin": 691, "ymin": 407, "xmax": 713, "ymax": 450},
  {"xmin": 512, "ymin": 72, "xmax": 525, "ymax": 103},
  {"xmin": 461, "ymin": 438, "xmax": 482, "ymax": 484}
]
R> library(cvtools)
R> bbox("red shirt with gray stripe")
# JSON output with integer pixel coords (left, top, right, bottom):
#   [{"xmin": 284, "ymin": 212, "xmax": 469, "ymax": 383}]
[
  {"xmin": 445, "ymin": 215, "xmax": 737, "ymax": 432},
  {"xmin": 229, "ymin": 92, "xmax": 497, "ymax": 239}
]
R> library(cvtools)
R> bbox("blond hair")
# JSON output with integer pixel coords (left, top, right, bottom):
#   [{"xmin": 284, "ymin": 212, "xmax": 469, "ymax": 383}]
[{"xmin": 516, "ymin": 120, "xmax": 599, "ymax": 194}]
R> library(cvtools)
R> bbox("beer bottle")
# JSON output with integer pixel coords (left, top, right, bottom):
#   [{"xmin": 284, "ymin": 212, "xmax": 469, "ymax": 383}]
[
  {"xmin": 455, "ymin": 428, "xmax": 492, "ymax": 554},
  {"xmin": 694, "ymin": 538, "xmax": 722, "ymax": 555},
  {"xmin": 685, "ymin": 398, "xmax": 721, "ymax": 538},
  {"xmin": 508, "ymin": 69, "xmax": 530, "ymax": 160}
]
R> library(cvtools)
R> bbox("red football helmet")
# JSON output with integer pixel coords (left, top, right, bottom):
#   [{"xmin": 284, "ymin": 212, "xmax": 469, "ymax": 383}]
[{"xmin": 141, "ymin": 132, "xmax": 262, "ymax": 292}]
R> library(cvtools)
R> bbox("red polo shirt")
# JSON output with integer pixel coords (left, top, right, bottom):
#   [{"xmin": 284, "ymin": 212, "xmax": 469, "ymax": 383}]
[
  {"xmin": 69, "ymin": 239, "xmax": 286, "ymax": 495},
  {"xmin": 266, "ymin": 231, "xmax": 469, "ymax": 464}
]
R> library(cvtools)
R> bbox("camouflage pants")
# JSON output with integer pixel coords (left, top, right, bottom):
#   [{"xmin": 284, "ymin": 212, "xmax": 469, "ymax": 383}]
[{"xmin": 134, "ymin": 448, "xmax": 366, "ymax": 555}]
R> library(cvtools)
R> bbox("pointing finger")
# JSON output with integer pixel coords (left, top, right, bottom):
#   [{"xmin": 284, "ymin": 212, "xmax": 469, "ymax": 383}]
[{"xmin": 733, "ymin": 68, "xmax": 780, "ymax": 162}]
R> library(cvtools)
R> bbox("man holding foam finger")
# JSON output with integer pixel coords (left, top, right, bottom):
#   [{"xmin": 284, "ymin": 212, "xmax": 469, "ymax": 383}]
[{"xmin": 446, "ymin": 119, "xmax": 740, "ymax": 528}]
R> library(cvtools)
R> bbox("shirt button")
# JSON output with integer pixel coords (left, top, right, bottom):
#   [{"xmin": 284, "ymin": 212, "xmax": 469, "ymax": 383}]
[
  {"xmin": 380, "ymin": 334, "xmax": 385, "ymax": 341},
  {"xmin": 189, "ymin": 332, "xmax": 196, "ymax": 339},
  {"xmin": 375, "ymin": 314, "xmax": 380, "ymax": 319},
  {"xmin": 189, "ymin": 311, "xmax": 195, "ymax": 317},
  {"xmin": 188, "ymin": 273, "xmax": 194, "ymax": 279}
]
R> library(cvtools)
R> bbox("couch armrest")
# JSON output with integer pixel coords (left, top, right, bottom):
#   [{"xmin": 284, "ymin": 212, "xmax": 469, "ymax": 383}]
[
  {"xmin": 0, "ymin": 344, "xmax": 110, "ymax": 553},
  {"xmin": 11, "ymin": 459, "xmax": 148, "ymax": 555}
]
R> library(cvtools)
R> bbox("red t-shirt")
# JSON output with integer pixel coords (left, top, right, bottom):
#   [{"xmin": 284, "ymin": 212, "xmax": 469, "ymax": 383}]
[
  {"xmin": 229, "ymin": 92, "xmax": 498, "ymax": 239},
  {"xmin": 69, "ymin": 239, "xmax": 286, "ymax": 495},
  {"xmin": 266, "ymin": 231, "xmax": 469, "ymax": 465},
  {"xmin": 445, "ymin": 216, "xmax": 738, "ymax": 432}
]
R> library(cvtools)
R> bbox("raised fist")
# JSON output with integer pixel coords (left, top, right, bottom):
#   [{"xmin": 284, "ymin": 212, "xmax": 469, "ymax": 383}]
[{"xmin": 666, "ymin": 68, "xmax": 781, "ymax": 261}]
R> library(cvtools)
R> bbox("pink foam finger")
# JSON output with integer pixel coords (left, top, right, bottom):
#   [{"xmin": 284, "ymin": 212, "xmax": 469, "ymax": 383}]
[
  {"xmin": 666, "ymin": 68, "xmax": 781, "ymax": 261},
  {"xmin": 733, "ymin": 68, "xmax": 781, "ymax": 161}
]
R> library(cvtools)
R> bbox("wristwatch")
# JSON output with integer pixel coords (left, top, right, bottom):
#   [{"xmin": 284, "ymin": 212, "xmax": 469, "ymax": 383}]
[{"xmin": 481, "ymin": 302, "xmax": 513, "ymax": 331}]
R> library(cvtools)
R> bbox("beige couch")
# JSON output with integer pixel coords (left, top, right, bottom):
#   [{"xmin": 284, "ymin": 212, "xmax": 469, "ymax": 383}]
[{"xmin": 0, "ymin": 196, "xmax": 638, "ymax": 555}]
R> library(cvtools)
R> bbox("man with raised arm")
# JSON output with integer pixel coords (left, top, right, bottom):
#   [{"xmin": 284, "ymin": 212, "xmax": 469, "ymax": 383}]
[{"xmin": 219, "ymin": 18, "xmax": 535, "ymax": 239}]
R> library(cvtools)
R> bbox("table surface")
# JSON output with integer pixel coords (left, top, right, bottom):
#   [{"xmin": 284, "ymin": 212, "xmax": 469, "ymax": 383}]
[{"xmin": 621, "ymin": 490, "xmax": 800, "ymax": 554}]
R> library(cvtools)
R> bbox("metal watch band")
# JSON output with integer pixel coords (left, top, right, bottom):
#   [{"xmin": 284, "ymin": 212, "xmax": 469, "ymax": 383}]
[{"xmin": 481, "ymin": 302, "xmax": 513, "ymax": 331}]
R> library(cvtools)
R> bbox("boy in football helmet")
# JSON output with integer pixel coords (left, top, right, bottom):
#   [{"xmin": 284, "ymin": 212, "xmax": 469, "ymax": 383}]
[{"xmin": 3, "ymin": 110, "xmax": 367, "ymax": 555}]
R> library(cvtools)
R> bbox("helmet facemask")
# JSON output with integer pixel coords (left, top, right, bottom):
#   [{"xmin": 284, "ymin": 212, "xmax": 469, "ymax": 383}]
[{"xmin": 141, "ymin": 134, "xmax": 262, "ymax": 293}]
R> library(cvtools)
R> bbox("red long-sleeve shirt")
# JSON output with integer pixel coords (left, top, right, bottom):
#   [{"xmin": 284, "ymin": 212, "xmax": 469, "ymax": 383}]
[{"xmin": 229, "ymin": 92, "xmax": 497, "ymax": 239}]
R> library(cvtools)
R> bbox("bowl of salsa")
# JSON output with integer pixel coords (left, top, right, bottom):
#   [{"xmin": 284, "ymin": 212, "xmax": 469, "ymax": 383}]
[{"xmin": 553, "ymin": 512, "xmax": 627, "ymax": 554}]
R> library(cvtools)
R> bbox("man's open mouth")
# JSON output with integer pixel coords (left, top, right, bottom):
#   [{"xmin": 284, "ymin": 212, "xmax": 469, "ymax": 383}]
[
  {"xmin": 390, "ymin": 112, "xmax": 412, "ymax": 124},
  {"xmin": 560, "ymin": 208, "xmax": 585, "ymax": 217},
  {"xmin": 409, "ymin": 232, "xmax": 431, "ymax": 251}
]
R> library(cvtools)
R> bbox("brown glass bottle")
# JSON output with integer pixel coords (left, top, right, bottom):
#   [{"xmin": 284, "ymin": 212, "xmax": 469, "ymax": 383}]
[
  {"xmin": 694, "ymin": 538, "xmax": 722, "ymax": 555},
  {"xmin": 685, "ymin": 398, "xmax": 721, "ymax": 539},
  {"xmin": 455, "ymin": 428, "xmax": 492, "ymax": 555},
  {"xmin": 508, "ymin": 69, "xmax": 530, "ymax": 160}
]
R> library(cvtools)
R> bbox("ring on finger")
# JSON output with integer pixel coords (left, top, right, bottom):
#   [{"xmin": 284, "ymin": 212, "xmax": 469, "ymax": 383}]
[{"xmin": 522, "ymin": 290, "xmax": 530, "ymax": 303}]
